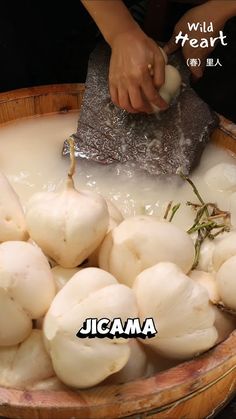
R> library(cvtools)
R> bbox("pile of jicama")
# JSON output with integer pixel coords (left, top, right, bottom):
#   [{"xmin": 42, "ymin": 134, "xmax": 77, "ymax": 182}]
[{"xmin": 1, "ymin": 139, "xmax": 236, "ymax": 391}]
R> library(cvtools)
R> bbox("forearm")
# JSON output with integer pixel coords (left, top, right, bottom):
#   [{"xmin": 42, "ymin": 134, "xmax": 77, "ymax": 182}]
[
  {"xmin": 208, "ymin": 0, "xmax": 236, "ymax": 20},
  {"xmin": 81, "ymin": 0, "xmax": 139, "ymax": 46}
]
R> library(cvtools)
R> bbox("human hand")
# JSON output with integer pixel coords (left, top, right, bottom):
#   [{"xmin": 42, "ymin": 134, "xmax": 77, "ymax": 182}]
[
  {"xmin": 109, "ymin": 28, "xmax": 168, "ymax": 113},
  {"xmin": 164, "ymin": 1, "xmax": 234, "ymax": 79}
]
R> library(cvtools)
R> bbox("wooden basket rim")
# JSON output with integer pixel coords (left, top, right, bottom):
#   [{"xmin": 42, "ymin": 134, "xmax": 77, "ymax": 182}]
[
  {"xmin": 0, "ymin": 331, "xmax": 236, "ymax": 416},
  {"xmin": 0, "ymin": 84, "xmax": 236, "ymax": 418}
]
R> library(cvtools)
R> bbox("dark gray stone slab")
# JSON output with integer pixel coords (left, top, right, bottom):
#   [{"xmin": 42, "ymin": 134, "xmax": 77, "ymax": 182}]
[{"xmin": 63, "ymin": 42, "xmax": 218, "ymax": 176}]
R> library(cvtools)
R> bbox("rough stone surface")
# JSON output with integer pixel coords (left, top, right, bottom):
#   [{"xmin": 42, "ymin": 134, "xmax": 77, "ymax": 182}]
[{"xmin": 63, "ymin": 43, "xmax": 218, "ymax": 175}]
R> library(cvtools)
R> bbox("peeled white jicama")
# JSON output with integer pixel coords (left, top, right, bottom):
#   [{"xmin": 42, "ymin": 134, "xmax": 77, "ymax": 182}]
[
  {"xmin": 88, "ymin": 199, "xmax": 124, "ymax": 267},
  {"xmin": 197, "ymin": 239, "xmax": 216, "ymax": 272},
  {"xmin": 43, "ymin": 267, "xmax": 138, "ymax": 388},
  {"xmin": 106, "ymin": 199, "xmax": 124, "ymax": 231},
  {"xmin": 25, "ymin": 139, "xmax": 109, "ymax": 268},
  {"xmin": 28, "ymin": 239, "xmax": 58, "ymax": 268},
  {"xmin": 51, "ymin": 266, "xmax": 81, "ymax": 292},
  {"xmin": 212, "ymin": 232, "xmax": 236, "ymax": 271},
  {"xmin": 133, "ymin": 262, "xmax": 218, "ymax": 360},
  {"xmin": 0, "ymin": 330, "xmax": 54, "ymax": 389},
  {"xmin": 0, "ymin": 241, "xmax": 55, "ymax": 346},
  {"xmin": 230, "ymin": 192, "xmax": 236, "ymax": 228},
  {"xmin": 0, "ymin": 171, "xmax": 28, "ymax": 242},
  {"xmin": 198, "ymin": 232, "xmax": 236, "ymax": 311},
  {"xmin": 106, "ymin": 340, "xmax": 148, "ymax": 384},
  {"xmin": 197, "ymin": 232, "xmax": 232, "ymax": 273},
  {"xmin": 189, "ymin": 270, "xmax": 235, "ymax": 343},
  {"xmin": 204, "ymin": 163, "xmax": 236, "ymax": 192},
  {"xmin": 151, "ymin": 62, "xmax": 181, "ymax": 112},
  {"xmin": 189, "ymin": 270, "xmax": 220, "ymax": 304},
  {"xmin": 213, "ymin": 306, "xmax": 236, "ymax": 344},
  {"xmin": 99, "ymin": 216, "xmax": 195, "ymax": 287},
  {"xmin": 216, "ymin": 256, "xmax": 236, "ymax": 311},
  {"xmin": 29, "ymin": 376, "xmax": 66, "ymax": 391},
  {"xmin": 145, "ymin": 347, "xmax": 180, "ymax": 376},
  {"xmin": 159, "ymin": 65, "xmax": 181, "ymax": 102}
]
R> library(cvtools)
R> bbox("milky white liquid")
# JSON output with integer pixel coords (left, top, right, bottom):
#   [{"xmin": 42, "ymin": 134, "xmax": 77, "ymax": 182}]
[{"xmin": 0, "ymin": 112, "xmax": 236, "ymax": 232}]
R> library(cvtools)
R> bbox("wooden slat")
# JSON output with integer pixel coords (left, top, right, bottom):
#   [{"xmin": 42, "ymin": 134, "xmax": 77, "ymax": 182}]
[
  {"xmin": 0, "ymin": 84, "xmax": 236, "ymax": 419},
  {"xmin": 1, "ymin": 332, "xmax": 236, "ymax": 418},
  {"xmin": 0, "ymin": 84, "xmax": 85, "ymax": 124},
  {"xmin": 212, "ymin": 128, "xmax": 236, "ymax": 155}
]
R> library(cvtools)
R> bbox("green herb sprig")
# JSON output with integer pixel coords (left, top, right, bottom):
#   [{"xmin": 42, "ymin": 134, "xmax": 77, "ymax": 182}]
[{"xmin": 180, "ymin": 172, "xmax": 231, "ymax": 269}]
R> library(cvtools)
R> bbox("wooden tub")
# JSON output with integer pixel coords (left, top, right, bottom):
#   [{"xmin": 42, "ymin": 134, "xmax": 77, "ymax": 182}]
[{"xmin": 0, "ymin": 84, "xmax": 236, "ymax": 419}]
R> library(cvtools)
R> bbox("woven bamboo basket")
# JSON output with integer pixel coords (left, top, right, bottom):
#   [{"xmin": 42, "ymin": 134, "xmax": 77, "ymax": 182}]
[{"xmin": 0, "ymin": 84, "xmax": 236, "ymax": 419}]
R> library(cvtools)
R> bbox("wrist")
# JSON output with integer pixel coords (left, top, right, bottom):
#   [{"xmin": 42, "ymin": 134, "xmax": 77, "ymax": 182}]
[{"xmin": 107, "ymin": 22, "xmax": 141, "ymax": 47}]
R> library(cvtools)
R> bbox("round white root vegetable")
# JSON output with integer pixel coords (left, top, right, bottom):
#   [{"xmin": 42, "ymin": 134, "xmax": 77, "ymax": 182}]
[
  {"xmin": 0, "ymin": 171, "xmax": 28, "ymax": 242},
  {"xmin": 0, "ymin": 241, "xmax": 55, "ymax": 346},
  {"xmin": 28, "ymin": 239, "xmax": 58, "ymax": 268},
  {"xmin": 160, "ymin": 65, "xmax": 182, "ymax": 99},
  {"xmin": 197, "ymin": 231, "xmax": 230, "ymax": 273},
  {"xmin": 28, "ymin": 376, "xmax": 66, "ymax": 391},
  {"xmin": 213, "ymin": 307, "xmax": 236, "ymax": 344},
  {"xmin": 106, "ymin": 199, "xmax": 124, "ymax": 231},
  {"xmin": 212, "ymin": 232, "xmax": 236, "ymax": 271},
  {"xmin": 216, "ymin": 256, "xmax": 236, "ymax": 311},
  {"xmin": 106, "ymin": 340, "xmax": 148, "ymax": 384},
  {"xmin": 198, "ymin": 239, "xmax": 216, "ymax": 272},
  {"xmin": 25, "ymin": 139, "xmax": 109, "ymax": 268},
  {"xmin": 44, "ymin": 267, "xmax": 138, "ymax": 388},
  {"xmin": 0, "ymin": 330, "xmax": 54, "ymax": 389},
  {"xmin": 145, "ymin": 347, "xmax": 180, "ymax": 376},
  {"xmin": 88, "ymin": 199, "xmax": 124, "ymax": 267},
  {"xmin": 189, "ymin": 270, "xmax": 220, "ymax": 304},
  {"xmin": 230, "ymin": 192, "xmax": 236, "ymax": 228},
  {"xmin": 51, "ymin": 266, "xmax": 81, "ymax": 292},
  {"xmin": 151, "ymin": 64, "xmax": 181, "ymax": 112},
  {"xmin": 205, "ymin": 163, "xmax": 236, "ymax": 192},
  {"xmin": 189, "ymin": 270, "xmax": 234, "ymax": 343},
  {"xmin": 133, "ymin": 262, "xmax": 218, "ymax": 360},
  {"xmin": 99, "ymin": 216, "xmax": 195, "ymax": 287}
]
